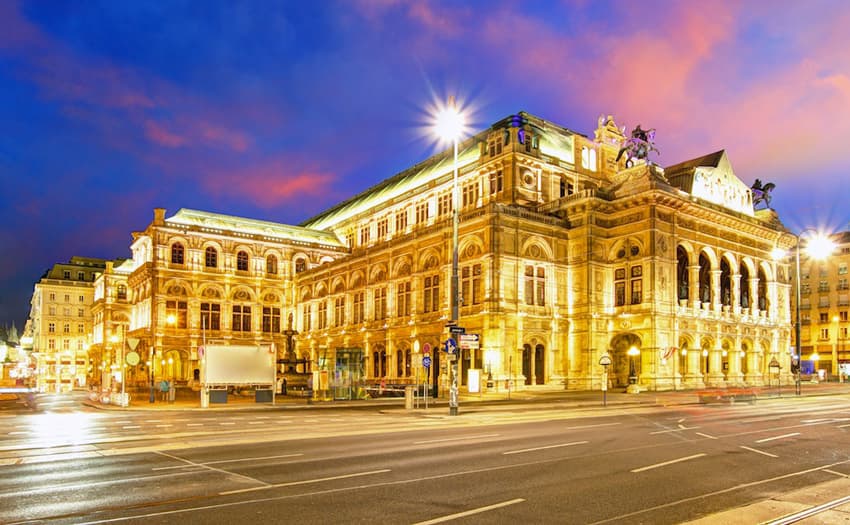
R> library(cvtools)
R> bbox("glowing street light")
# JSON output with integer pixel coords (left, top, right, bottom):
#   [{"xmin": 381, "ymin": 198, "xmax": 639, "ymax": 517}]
[
  {"xmin": 432, "ymin": 96, "xmax": 466, "ymax": 416},
  {"xmin": 789, "ymin": 229, "xmax": 835, "ymax": 394},
  {"xmin": 627, "ymin": 346, "xmax": 640, "ymax": 385}
]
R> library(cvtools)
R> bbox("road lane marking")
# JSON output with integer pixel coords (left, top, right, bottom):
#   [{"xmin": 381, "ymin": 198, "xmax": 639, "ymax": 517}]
[
  {"xmin": 838, "ymin": 423, "xmax": 850, "ymax": 429},
  {"xmin": 144, "ymin": 420, "xmax": 162, "ymax": 423},
  {"xmin": 755, "ymin": 432, "xmax": 800, "ymax": 443},
  {"xmin": 414, "ymin": 434, "xmax": 500, "ymax": 445},
  {"xmin": 187, "ymin": 423, "xmax": 203, "ymax": 427},
  {"xmin": 219, "ymin": 469, "xmax": 391, "ymax": 495},
  {"xmin": 649, "ymin": 426, "xmax": 699, "ymax": 434},
  {"xmin": 152, "ymin": 453, "xmax": 304, "ymax": 470},
  {"xmin": 9, "ymin": 431, "xmax": 29, "ymax": 435},
  {"xmin": 823, "ymin": 469, "xmax": 847, "ymax": 477},
  {"xmin": 122, "ymin": 426, "xmax": 140, "ymax": 429},
  {"xmin": 695, "ymin": 432, "xmax": 717, "ymax": 439},
  {"xmin": 596, "ymin": 459, "xmax": 850, "ymax": 524},
  {"xmin": 564, "ymin": 422, "xmax": 621, "ymax": 430},
  {"xmin": 740, "ymin": 446, "xmax": 778, "ymax": 458},
  {"xmin": 631, "ymin": 453, "xmax": 707, "ymax": 473},
  {"xmin": 503, "ymin": 441, "xmax": 588, "ymax": 455},
  {"xmin": 155, "ymin": 425, "xmax": 173, "ymax": 428},
  {"xmin": 412, "ymin": 498, "xmax": 526, "ymax": 525},
  {"xmin": 219, "ymin": 422, "xmax": 236, "ymax": 426},
  {"xmin": 247, "ymin": 421, "xmax": 264, "ymax": 425},
  {"xmin": 767, "ymin": 494, "xmax": 850, "ymax": 525},
  {"xmin": 156, "ymin": 450, "xmax": 268, "ymax": 487}
]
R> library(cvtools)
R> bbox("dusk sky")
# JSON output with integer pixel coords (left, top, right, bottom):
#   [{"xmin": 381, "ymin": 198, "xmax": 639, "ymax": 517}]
[{"xmin": 2, "ymin": 1, "xmax": 850, "ymax": 329}]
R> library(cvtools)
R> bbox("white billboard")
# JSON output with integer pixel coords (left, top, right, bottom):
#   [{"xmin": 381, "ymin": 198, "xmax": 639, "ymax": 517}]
[{"xmin": 202, "ymin": 344, "xmax": 275, "ymax": 386}]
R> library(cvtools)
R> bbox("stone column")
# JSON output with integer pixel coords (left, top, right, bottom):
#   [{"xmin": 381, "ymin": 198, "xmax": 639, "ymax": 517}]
[
  {"xmin": 707, "ymin": 348, "xmax": 726, "ymax": 386},
  {"xmin": 711, "ymin": 269, "xmax": 722, "ymax": 313},
  {"xmin": 689, "ymin": 265, "xmax": 701, "ymax": 308}
]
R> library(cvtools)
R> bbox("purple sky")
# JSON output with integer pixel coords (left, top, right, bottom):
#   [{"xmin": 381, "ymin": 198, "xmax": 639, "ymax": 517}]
[{"xmin": 2, "ymin": 1, "xmax": 850, "ymax": 329}]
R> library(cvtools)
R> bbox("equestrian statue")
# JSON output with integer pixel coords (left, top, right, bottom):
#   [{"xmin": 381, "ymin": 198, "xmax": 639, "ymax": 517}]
[
  {"xmin": 616, "ymin": 124, "xmax": 660, "ymax": 167},
  {"xmin": 751, "ymin": 179, "xmax": 776, "ymax": 210}
]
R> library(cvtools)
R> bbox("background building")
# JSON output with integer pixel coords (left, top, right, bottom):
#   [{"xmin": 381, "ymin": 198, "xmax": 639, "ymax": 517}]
[
  {"xmin": 27, "ymin": 257, "xmax": 113, "ymax": 392},
  {"xmin": 791, "ymin": 231, "xmax": 850, "ymax": 378}
]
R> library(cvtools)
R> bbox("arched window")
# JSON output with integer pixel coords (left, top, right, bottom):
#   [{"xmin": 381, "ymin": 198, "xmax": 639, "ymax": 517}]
[
  {"xmin": 117, "ymin": 285, "xmax": 127, "ymax": 300},
  {"xmin": 295, "ymin": 258, "xmax": 307, "ymax": 273},
  {"xmin": 677, "ymin": 246, "xmax": 689, "ymax": 301},
  {"xmin": 171, "ymin": 243, "xmax": 184, "ymax": 264},
  {"xmin": 266, "ymin": 255, "xmax": 278, "ymax": 275},
  {"xmin": 205, "ymin": 247, "xmax": 218, "ymax": 268},
  {"xmin": 237, "ymin": 251, "xmax": 249, "ymax": 272}
]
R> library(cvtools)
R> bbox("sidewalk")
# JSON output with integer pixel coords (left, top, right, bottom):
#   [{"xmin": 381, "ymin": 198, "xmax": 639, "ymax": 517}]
[{"xmin": 81, "ymin": 381, "xmax": 850, "ymax": 412}]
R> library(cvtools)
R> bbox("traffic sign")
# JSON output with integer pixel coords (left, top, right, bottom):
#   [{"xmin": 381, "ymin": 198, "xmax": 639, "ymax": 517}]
[
  {"xmin": 423, "ymin": 355, "xmax": 432, "ymax": 368},
  {"xmin": 459, "ymin": 333, "xmax": 479, "ymax": 350},
  {"xmin": 423, "ymin": 343, "xmax": 431, "ymax": 355},
  {"xmin": 444, "ymin": 338, "xmax": 458, "ymax": 355},
  {"xmin": 449, "ymin": 326, "xmax": 466, "ymax": 335}
]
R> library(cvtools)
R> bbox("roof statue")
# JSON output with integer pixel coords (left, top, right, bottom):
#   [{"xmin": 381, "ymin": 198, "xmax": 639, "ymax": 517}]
[
  {"xmin": 751, "ymin": 179, "xmax": 776, "ymax": 210},
  {"xmin": 615, "ymin": 124, "xmax": 660, "ymax": 167}
]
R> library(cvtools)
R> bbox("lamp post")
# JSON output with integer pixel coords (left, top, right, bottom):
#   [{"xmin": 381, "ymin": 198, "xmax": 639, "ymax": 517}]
[
  {"xmin": 627, "ymin": 346, "xmax": 639, "ymax": 385},
  {"xmin": 432, "ymin": 96, "xmax": 465, "ymax": 416},
  {"xmin": 110, "ymin": 326, "xmax": 126, "ymax": 407},
  {"xmin": 791, "ymin": 230, "xmax": 835, "ymax": 394}
]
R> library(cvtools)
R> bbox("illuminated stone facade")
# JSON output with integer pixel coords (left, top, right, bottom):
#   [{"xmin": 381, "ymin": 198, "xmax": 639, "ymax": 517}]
[
  {"xmin": 26, "ymin": 113, "xmax": 797, "ymax": 394},
  {"xmin": 121, "ymin": 208, "xmax": 346, "ymax": 386},
  {"xmin": 791, "ymin": 231, "xmax": 850, "ymax": 377},
  {"xmin": 294, "ymin": 113, "xmax": 795, "ymax": 391}
]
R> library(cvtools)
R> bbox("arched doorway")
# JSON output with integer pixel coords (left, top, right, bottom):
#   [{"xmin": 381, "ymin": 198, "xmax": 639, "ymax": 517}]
[
  {"xmin": 521, "ymin": 343, "xmax": 545, "ymax": 385},
  {"xmin": 162, "ymin": 349, "xmax": 188, "ymax": 383},
  {"xmin": 610, "ymin": 333, "xmax": 642, "ymax": 388}
]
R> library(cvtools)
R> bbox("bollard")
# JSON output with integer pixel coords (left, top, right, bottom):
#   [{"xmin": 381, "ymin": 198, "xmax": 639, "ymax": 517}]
[{"xmin": 405, "ymin": 386, "xmax": 415, "ymax": 410}]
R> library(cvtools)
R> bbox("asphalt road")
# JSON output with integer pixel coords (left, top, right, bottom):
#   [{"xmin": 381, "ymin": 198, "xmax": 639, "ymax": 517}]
[{"xmin": 2, "ymin": 392, "xmax": 850, "ymax": 524}]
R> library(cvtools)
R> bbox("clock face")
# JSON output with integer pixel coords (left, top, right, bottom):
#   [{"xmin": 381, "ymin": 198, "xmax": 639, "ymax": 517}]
[{"xmin": 126, "ymin": 351, "xmax": 141, "ymax": 366}]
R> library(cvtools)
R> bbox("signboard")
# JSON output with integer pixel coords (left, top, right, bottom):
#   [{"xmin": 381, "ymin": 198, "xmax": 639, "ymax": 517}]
[
  {"xmin": 202, "ymin": 344, "xmax": 275, "ymax": 386},
  {"xmin": 444, "ymin": 338, "xmax": 458, "ymax": 355},
  {"xmin": 449, "ymin": 325, "xmax": 466, "ymax": 335},
  {"xmin": 423, "ymin": 355, "xmax": 432, "ymax": 369},
  {"xmin": 125, "ymin": 351, "xmax": 140, "ymax": 366},
  {"xmin": 459, "ymin": 334, "xmax": 480, "ymax": 350},
  {"xmin": 423, "ymin": 343, "xmax": 431, "ymax": 355}
]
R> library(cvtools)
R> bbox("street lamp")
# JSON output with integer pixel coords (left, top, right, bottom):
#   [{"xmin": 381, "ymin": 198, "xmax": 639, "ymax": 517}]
[
  {"xmin": 790, "ymin": 229, "xmax": 835, "ymax": 394},
  {"xmin": 627, "ymin": 346, "xmax": 640, "ymax": 385},
  {"xmin": 432, "ymin": 96, "xmax": 466, "ymax": 416},
  {"xmin": 110, "ymin": 327, "xmax": 127, "ymax": 407}
]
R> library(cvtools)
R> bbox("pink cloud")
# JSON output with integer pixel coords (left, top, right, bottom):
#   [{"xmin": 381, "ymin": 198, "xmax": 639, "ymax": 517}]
[{"xmin": 200, "ymin": 159, "xmax": 337, "ymax": 208}]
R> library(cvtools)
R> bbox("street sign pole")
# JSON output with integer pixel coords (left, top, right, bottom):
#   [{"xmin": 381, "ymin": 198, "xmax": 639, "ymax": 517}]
[
  {"xmin": 445, "ymin": 336, "xmax": 459, "ymax": 416},
  {"xmin": 599, "ymin": 353, "xmax": 612, "ymax": 407}
]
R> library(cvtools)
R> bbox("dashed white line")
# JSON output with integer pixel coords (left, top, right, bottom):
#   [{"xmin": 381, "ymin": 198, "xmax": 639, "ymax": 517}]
[
  {"xmin": 650, "ymin": 426, "xmax": 699, "ymax": 435},
  {"xmin": 155, "ymin": 425, "xmax": 173, "ymax": 428},
  {"xmin": 564, "ymin": 422, "xmax": 621, "ymax": 430},
  {"xmin": 755, "ymin": 432, "xmax": 800, "ymax": 443},
  {"xmin": 220, "ymin": 469, "xmax": 391, "ymax": 495},
  {"xmin": 414, "ymin": 434, "xmax": 500, "ymax": 445},
  {"xmin": 631, "ymin": 453, "xmax": 707, "ymax": 473},
  {"xmin": 122, "ymin": 425, "xmax": 141, "ymax": 429},
  {"xmin": 740, "ymin": 446, "xmax": 778, "ymax": 458},
  {"xmin": 247, "ymin": 421, "xmax": 264, "ymax": 425},
  {"xmin": 219, "ymin": 422, "xmax": 236, "ymax": 426},
  {"xmin": 503, "ymin": 441, "xmax": 588, "ymax": 455},
  {"xmin": 412, "ymin": 498, "xmax": 526, "ymax": 525},
  {"xmin": 695, "ymin": 432, "xmax": 717, "ymax": 439},
  {"xmin": 187, "ymin": 423, "xmax": 203, "ymax": 427}
]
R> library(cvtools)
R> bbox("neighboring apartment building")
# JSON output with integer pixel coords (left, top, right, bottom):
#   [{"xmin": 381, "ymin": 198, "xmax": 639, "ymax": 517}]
[
  {"xmin": 294, "ymin": 113, "xmax": 794, "ymax": 394},
  {"xmin": 27, "ymin": 257, "xmax": 114, "ymax": 392},
  {"xmin": 791, "ymin": 231, "xmax": 850, "ymax": 377}
]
